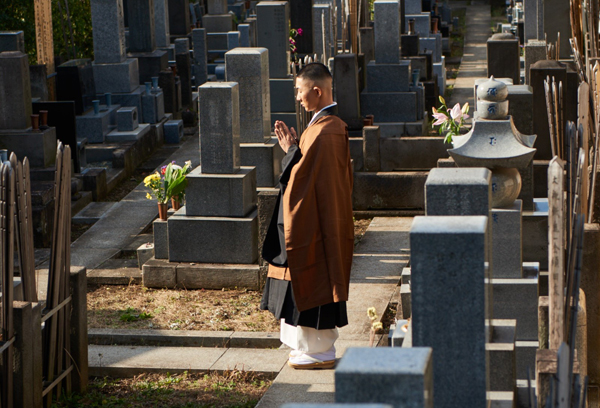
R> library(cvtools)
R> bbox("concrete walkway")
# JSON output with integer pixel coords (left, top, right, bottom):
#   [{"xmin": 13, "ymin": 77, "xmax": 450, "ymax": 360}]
[
  {"xmin": 70, "ymin": 134, "xmax": 201, "ymax": 272},
  {"xmin": 255, "ymin": 217, "xmax": 411, "ymax": 407},
  {"xmin": 449, "ymin": 1, "xmax": 492, "ymax": 119}
]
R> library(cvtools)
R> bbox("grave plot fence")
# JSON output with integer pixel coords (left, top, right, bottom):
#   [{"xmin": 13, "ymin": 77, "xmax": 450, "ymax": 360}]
[{"xmin": 0, "ymin": 142, "xmax": 87, "ymax": 408}]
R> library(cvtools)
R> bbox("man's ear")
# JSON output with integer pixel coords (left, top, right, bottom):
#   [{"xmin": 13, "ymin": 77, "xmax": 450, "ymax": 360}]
[{"xmin": 314, "ymin": 86, "xmax": 322, "ymax": 97}]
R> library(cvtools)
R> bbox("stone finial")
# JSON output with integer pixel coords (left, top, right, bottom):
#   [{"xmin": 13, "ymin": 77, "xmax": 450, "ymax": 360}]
[{"xmin": 476, "ymin": 76, "xmax": 509, "ymax": 119}]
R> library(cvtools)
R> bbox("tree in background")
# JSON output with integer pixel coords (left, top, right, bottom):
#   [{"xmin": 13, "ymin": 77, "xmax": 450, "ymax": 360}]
[{"xmin": 0, "ymin": 0, "xmax": 94, "ymax": 65}]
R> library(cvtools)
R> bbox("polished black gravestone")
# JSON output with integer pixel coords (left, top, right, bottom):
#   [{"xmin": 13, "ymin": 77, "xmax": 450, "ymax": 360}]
[{"xmin": 56, "ymin": 59, "xmax": 97, "ymax": 115}]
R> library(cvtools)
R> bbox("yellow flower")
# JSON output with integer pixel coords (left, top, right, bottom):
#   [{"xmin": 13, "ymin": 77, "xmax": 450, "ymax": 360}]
[
  {"xmin": 146, "ymin": 193, "xmax": 153, "ymax": 200},
  {"xmin": 372, "ymin": 322, "xmax": 383, "ymax": 332},
  {"xmin": 144, "ymin": 172, "xmax": 161, "ymax": 186},
  {"xmin": 367, "ymin": 307, "xmax": 377, "ymax": 321}
]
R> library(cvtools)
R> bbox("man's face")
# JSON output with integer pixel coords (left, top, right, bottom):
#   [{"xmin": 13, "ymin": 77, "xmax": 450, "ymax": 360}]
[{"xmin": 295, "ymin": 77, "xmax": 320, "ymax": 112}]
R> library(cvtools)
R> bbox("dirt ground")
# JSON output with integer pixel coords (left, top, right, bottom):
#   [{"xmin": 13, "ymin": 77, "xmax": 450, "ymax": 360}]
[
  {"xmin": 87, "ymin": 285, "xmax": 280, "ymax": 332},
  {"xmin": 53, "ymin": 370, "xmax": 270, "ymax": 408},
  {"xmin": 88, "ymin": 218, "xmax": 373, "ymax": 332}
]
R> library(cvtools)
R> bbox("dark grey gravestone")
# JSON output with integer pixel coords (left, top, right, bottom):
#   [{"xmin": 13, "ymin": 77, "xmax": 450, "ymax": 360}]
[
  {"xmin": 227, "ymin": 31, "xmax": 240, "ymax": 49},
  {"xmin": 401, "ymin": 34, "xmax": 420, "ymax": 57},
  {"xmin": 192, "ymin": 29, "xmax": 208, "ymax": 86},
  {"xmin": 0, "ymin": 31, "xmax": 25, "ymax": 52},
  {"xmin": 168, "ymin": 0, "xmax": 191, "ymax": 36},
  {"xmin": 175, "ymin": 50, "xmax": 193, "ymax": 108},
  {"xmin": 131, "ymin": 49, "xmax": 169, "ymax": 85},
  {"xmin": 198, "ymin": 82, "xmax": 241, "ymax": 174},
  {"xmin": 335, "ymin": 347, "xmax": 434, "ymax": 408},
  {"xmin": 202, "ymin": 14, "xmax": 234, "ymax": 32},
  {"xmin": 225, "ymin": 48, "xmax": 271, "ymax": 143},
  {"xmin": 507, "ymin": 85, "xmax": 533, "ymax": 134},
  {"xmin": 290, "ymin": 0, "xmax": 313, "ymax": 54},
  {"xmin": 256, "ymin": 1, "xmax": 290, "ymax": 78},
  {"xmin": 239, "ymin": 24, "xmax": 251, "ymax": 47},
  {"xmin": 164, "ymin": 119, "xmax": 183, "ymax": 143},
  {"xmin": 127, "ymin": 0, "xmax": 156, "ymax": 52},
  {"xmin": 487, "ymin": 34, "xmax": 520, "ymax": 85},
  {"xmin": 154, "ymin": 0, "xmax": 170, "ymax": 47},
  {"xmin": 366, "ymin": 60, "xmax": 411, "ymax": 92},
  {"xmin": 333, "ymin": 54, "xmax": 362, "ymax": 129},
  {"xmin": 544, "ymin": 0, "xmax": 570, "ymax": 58},
  {"xmin": 312, "ymin": 4, "xmax": 334, "ymax": 61},
  {"xmin": 208, "ymin": 0, "xmax": 228, "ymax": 14},
  {"xmin": 32, "ymin": 101, "xmax": 80, "ymax": 171},
  {"xmin": 167, "ymin": 208, "xmax": 258, "ymax": 263},
  {"xmin": 425, "ymin": 167, "xmax": 492, "ymax": 216},
  {"xmin": 185, "ymin": 166, "xmax": 257, "ymax": 217},
  {"xmin": 92, "ymin": 58, "xmax": 140, "ymax": 94},
  {"xmin": 360, "ymin": 92, "xmax": 418, "ymax": 122},
  {"xmin": 174, "ymin": 37, "xmax": 189, "ymax": 54},
  {"xmin": 159, "ymin": 69, "xmax": 177, "ymax": 114},
  {"xmin": 116, "ymin": 107, "xmax": 139, "ymax": 131},
  {"xmin": 404, "ymin": 0, "xmax": 422, "ymax": 14},
  {"xmin": 56, "ymin": 59, "xmax": 97, "ymax": 115},
  {"xmin": 29, "ymin": 64, "xmax": 49, "ymax": 101},
  {"xmin": 91, "ymin": 0, "xmax": 127, "ymax": 63},
  {"xmin": 363, "ymin": 126, "xmax": 381, "ymax": 172},
  {"xmin": 410, "ymin": 215, "xmax": 488, "ymax": 408},
  {"xmin": 530, "ymin": 60, "xmax": 567, "ymax": 160},
  {"xmin": 0, "ymin": 51, "xmax": 32, "ymax": 130},
  {"xmin": 374, "ymin": 0, "xmax": 401, "ymax": 64}
]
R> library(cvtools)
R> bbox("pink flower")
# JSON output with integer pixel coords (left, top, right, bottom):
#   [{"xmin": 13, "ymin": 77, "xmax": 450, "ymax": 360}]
[
  {"xmin": 432, "ymin": 109, "xmax": 448, "ymax": 126},
  {"xmin": 450, "ymin": 103, "xmax": 469, "ymax": 121},
  {"xmin": 297, "ymin": 28, "xmax": 303, "ymax": 36}
]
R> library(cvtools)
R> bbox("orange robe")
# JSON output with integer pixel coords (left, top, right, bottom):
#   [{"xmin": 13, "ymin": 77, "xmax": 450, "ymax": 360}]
[{"xmin": 267, "ymin": 114, "xmax": 354, "ymax": 312}]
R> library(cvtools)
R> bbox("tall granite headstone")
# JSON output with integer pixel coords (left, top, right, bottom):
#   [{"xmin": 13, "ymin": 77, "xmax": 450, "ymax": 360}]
[
  {"xmin": 411, "ymin": 215, "xmax": 488, "ymax": 408},
  {"xmin": 256, "ymin": 1, "xmax": 290, "ymax": 78}
]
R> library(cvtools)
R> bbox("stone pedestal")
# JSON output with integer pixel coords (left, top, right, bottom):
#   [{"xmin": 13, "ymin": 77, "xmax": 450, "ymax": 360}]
[
  {"xmin": 76, "ymin": 108, "xmax": 111, "ymax": 143},
  {"xmin": 130, "ymin": 50, "xmax": 169, "ymax": 84},
  {"xmin": 492, "ymin": 200, "xmax": 523, "ymax": 278},
  {"xmin": 240, "ymin": 139, "xmax": 284, "ymax": 187},
  {"xmin": 0, "ymin": 128, "xmax": 57, "ymax": 167},
  {"xmin": 92, "ymin": 59, "xmax": 140, "ymax": 94}
]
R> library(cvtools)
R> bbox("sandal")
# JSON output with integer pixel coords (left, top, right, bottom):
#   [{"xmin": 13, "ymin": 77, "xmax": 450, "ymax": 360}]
[{"xmin": 287, "ymin": 354, "xmax": 336, "ymax": 370}]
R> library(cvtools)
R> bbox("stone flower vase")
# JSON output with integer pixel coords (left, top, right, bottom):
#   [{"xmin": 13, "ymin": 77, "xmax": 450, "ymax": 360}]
[
  {"xmin": 171, "ymin": 197, "xmax": 182, "ymax": 211},
  {"xmin": 158, "ymin": 203, "xmax": 168, "ymax": 221}
]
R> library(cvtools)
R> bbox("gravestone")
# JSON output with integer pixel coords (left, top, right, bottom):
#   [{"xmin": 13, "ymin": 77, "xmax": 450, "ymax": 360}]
[
  {"xmin": 411, "ymin": 215, "xmax": 488, "ymax": 408},
  {"xmin": 154, "ymin": 0, "xmax": 170, "ymax": 47},
  {"xmin": 192, "ymin": 28, "xmax": 208, "ymax": 86},
  {"xmin": 167, "ymin": 82, "xmax": 258, "ymax": 263},
  {"xmin": 524, "ymin": 40, "xmax": 546, "ymax": 85},
  {"xmin": 335, "ymin": 347, "xmax": 434, "ymax": 408},
  {"xmin": 487, "ymin": 33, "xmax": 520, "ymax": 85},
  {"xmin": 334, "ymin": 54, "xmax": 362, "ymax": 129},
  {"xmin": 225, "ymin": 48, "xmax": 284, "ymax": 187},
  {"xmin": 256, "ymin": 1, "xmax": 290, "ymax": 78},
  {"xmin": 174, "ymin": 38, "xmax": 193, "ymax": 108},
  {"xmin": 544, "ymin": 0, "xmax": 570, "ymax": 59},
  {"xmin": 0, "ymin": 51, "xmax": 56, "ymax": 167},
  {"xmin": 524, "ymin": 0, "xmax": 543, "ymax": 41},
  {"xmin": 168, "ymin": 0, "xmax": 191, "ymax": 36},
  {"xmin": 313, "ymin": 3, "xmax": 335, "ymax": 62},
  {"xmin": 374, "ymin": 0, "xmax": 401, "ymax": 64},
  {"xmin": 0, "ymin": 31, "xmax": 25, "ymax": 53},
  {"xmin": 91, "ymin": 0, "xmax": 140, "ymax": 93}
]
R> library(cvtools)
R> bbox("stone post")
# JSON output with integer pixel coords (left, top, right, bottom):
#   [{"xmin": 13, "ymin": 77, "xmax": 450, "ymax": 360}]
[
  {"xmin": 411, "ymin": 215, "xmax": 489, "ymax": 408},
  {"xmin": 192, "ymin": 28, "xmax": 208, "ymax": 86}
]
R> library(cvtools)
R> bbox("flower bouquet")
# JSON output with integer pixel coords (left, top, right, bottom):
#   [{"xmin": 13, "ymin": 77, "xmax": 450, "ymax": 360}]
[
  {"xmin": 289, "ymin": 27, "xmax": 303, "ymax": 61},
  {"xmin": 144, "ymin": 161, "xmax": 192, "ymax": 219},
  {"xmin": 431, "ymin": 96, "xmax": 470, "ymax": 144}
]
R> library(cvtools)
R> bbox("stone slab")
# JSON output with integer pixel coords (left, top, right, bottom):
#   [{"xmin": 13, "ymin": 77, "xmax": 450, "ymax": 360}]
[
  {"xmin": 176, "ymin": 262, "xmax": 261, "ymax": 289},
  {"xmin": 105, "ymin": 123, "xmax": 151, "ymax": 142},
  {"xmin": 167, "ymin": 208, "xmax": 258, "ymax": 263},
  {"xmin": 0, "ymin": 127, "xmax": 57, "ymax": 168},
  {"xmin": 366, "ymin": 60, "xmax": 411, "ymax": 93},
  {"xmin": 211, "ymin": 348, "xmax": 289, "ymax": 373},
  {"xmin": 93, "ymin": 59, "xmax": 140, "ymax": 94},
  {"xmin": 374, "ymin": 0, "xmax": 402, "ymax": 64},
  {"xmin": 0, "ymin": 31, "xmax": 24, "ymax": 52},
  {"xmin": 185, "ymin": 166, "xmax": 257, "ymax": 217},
  {"xmin": 88, "ymin": 328, "xmax": 232, "ymax": 347},
  {"xmin": 72, "ymin": 202, "xmax": 117, "ymax": 224},
  {"xmin": 240, "ymin": 139, "xmax": 284, "ymax": 187},
  {"xmin": 352, "ymin": 171, "xmax": 427, "ymax": 210},
  {"xmin": 76, "ymin": 109, "xmax": 111, "ymax": 143},
  {"xmin": 360, "ymin": 91, "xmax": 418, "ymax": 122},
  {"xmin": 379, "ymin": 136, "xmax": 448, "ymax": 171}
]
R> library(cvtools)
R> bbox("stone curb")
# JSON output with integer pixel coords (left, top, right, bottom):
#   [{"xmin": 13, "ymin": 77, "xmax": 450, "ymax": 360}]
[{"xmin": 88, "ymin": 328, "xmax": 282, "ymax": 348}]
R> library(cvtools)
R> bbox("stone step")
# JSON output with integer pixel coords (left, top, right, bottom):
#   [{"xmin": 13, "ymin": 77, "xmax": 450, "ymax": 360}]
[
  {"xmin": 73, "ymin": 201, "xmax": 117, "ymax": 224},
  {"xmin": 88, "ymin": 344, "xmax": 289, "ymax": 378},
  {"xmin": 88, "ymin": 328, "xmax": 281, "ymax": 348}
]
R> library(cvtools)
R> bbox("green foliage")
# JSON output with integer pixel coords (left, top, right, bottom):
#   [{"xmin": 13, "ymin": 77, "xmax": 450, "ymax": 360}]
[
  {"xmin": 120, "ymin": 307, "xmax": 153, "ymax": 322},
  {"xmin": 0, "ymin": 0, "xmax": 94, "ymax": 65}
]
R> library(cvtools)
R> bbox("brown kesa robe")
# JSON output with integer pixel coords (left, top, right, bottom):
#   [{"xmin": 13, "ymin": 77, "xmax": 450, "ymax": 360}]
[{"xmin": 267, "ymin": 114, "xmax": 354, "ymax": 312}]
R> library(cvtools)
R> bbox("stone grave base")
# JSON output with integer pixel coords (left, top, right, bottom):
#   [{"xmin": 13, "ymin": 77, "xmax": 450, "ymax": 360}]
[
  {"xmin": 167, "ymin": 208, "xmax": 258, "ymax": 263},
  {"xmin": 186, "ymin": 167, "xmax": 257, "ymax": 217},
  {"xmin": 129, "ymin": 49, "xmax": 169, "ymax": 84},
  {"xmin": 352, "ymin": 171, "xmax": 427, "ymax": 210},
  {"xmin": 142, "ymin": 258, "xmax": 260, "ymax": 289},
  {"xmin": 93, "ymin": 59, "xmax": 140, "ymax": 94},
  {"xmin": 142, "ymin": 90, "xmax": 166, "ymax": 124},
  {"xmin": 106, "ymin": 123, "xmax": 152, "ymax": 142},
  {"xmin": 76, "ymin": 108, "xmax": 112, "ymax": 143},
  {"xmin": 99, "ymin": 86, "xmax": 146, "ymax": 121},
  {"xmin": 0, "ymin": 127, "xmax": 56, "ymax": 168},
  {"xmin": 379, "ymin": 136, "xmax": 447, "ymax": 170},
  {"xmin": 240, "ymin": 138, "xmax": 284, "ymax": 188},
  {"xmin": 360, "ymin": 92, "xmax": 419, "ymax": 122},
  {"xmin": 202, "ymin": 14, "xmax": 234, "ymax": 33},
  {"xmin": 375, "ymin": 120, "xmax": 428, "ymax": 137},
  {"xmin": 270, "ymin": 78, "xmax": 295, "ymax": 113},
  {"xmin": 366, "ymin": 60, "xmax": 411, "ymax": 93}
]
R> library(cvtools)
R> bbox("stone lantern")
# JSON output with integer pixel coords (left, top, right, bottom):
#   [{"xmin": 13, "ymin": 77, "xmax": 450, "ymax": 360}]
[{"xmin": 448, "ymin": 76, "xmax": 536, "ymax": 207}]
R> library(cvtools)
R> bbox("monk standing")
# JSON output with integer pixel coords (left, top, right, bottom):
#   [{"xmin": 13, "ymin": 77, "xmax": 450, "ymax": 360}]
[{"xmin": 260, "ymin": 63, "xmax": 354, "ymax": 369}]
